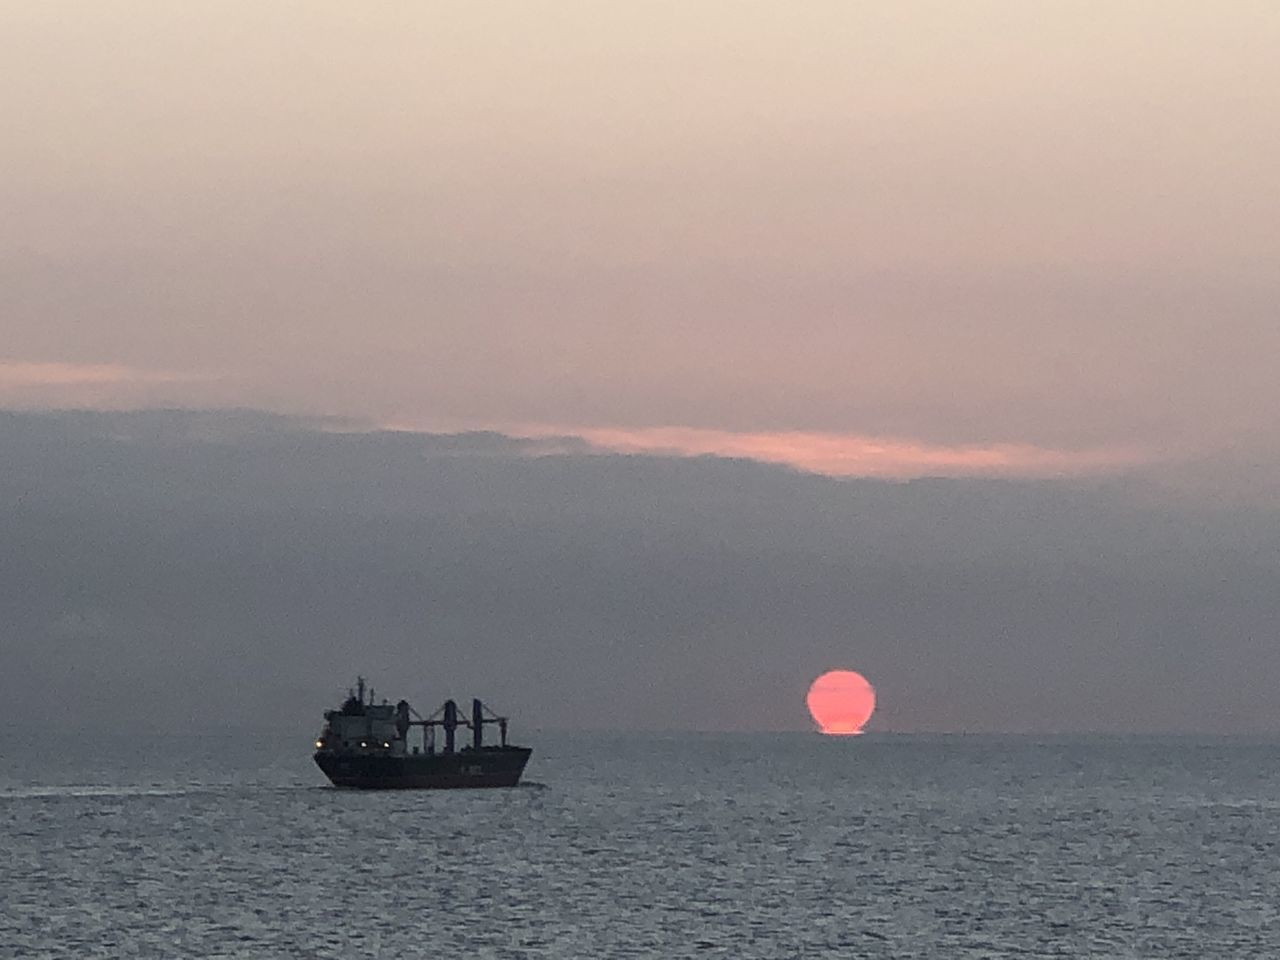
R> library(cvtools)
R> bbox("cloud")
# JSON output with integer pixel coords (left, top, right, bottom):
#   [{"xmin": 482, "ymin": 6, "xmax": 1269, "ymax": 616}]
[
  {"xmin": 512, "ymin": 424, "xmax": 1155, "ymax": 480},
  {"xmin": 0, "ymin": 361, "xmax": 193, "ymax": 386},
  {"xmin": 0, "ymin": 361, "xmax": 214, "ymax": 408},
  {"xmin": 3, "ymin": 408, "xmax": 1279, "ymax": 735}
]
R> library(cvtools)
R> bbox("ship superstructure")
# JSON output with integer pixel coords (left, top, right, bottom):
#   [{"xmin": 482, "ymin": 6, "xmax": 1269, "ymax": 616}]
[{"xmin": 313, "ymin": 677, "xmax": 532, "ymax": 789}]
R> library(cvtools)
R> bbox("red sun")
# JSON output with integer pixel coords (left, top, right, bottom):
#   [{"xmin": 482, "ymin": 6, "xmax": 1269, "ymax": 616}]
[{"xmin": 806, "ymin": 669, "xmax": 876, "ymax": 735}]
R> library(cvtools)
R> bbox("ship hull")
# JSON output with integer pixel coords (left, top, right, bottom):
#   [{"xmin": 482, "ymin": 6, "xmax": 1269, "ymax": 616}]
[{"xmin": 314, "ymin": 746, "xmax": 532, "ymax": 789}]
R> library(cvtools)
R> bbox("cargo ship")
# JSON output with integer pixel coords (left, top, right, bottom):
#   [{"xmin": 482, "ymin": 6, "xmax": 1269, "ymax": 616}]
[{"xmin": 313, "ymin": 677, "xmax": 532, "ymax": 789}]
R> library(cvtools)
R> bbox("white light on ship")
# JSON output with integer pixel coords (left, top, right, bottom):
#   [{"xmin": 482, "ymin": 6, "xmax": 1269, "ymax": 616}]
[
  {"xmin": 314, "ymin": 740, "xmax": 323, "ymax": 749},
  {"xmin": 360, "ymin": 741, "xmax": 367, "ymax": 747},
  {"xmin": 383, "ymin": 742, "xmax": 390, "ymax": 748}
]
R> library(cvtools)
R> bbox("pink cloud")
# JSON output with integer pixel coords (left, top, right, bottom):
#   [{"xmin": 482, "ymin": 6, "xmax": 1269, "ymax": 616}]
[
  {"xmin": 0, "ymin": 361, "xmax": 212, "ymax": 407},
  {"xmin": 511, "ymin": 424, "xmax": 1153, "ymax": 479},
  {"xmin": 0, "ymin": 362, "xmax": 178, "ymax": 386}
]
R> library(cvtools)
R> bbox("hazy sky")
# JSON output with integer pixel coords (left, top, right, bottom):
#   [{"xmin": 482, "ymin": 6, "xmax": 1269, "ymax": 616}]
[
  {"xmin": 4, "ymin": 5, "xmax": 1280, "ymax": 734},
  {"xmin": 4, "ymin": 2, "xmax": 1279, "ymax": 480},
  {"xmin": 5, "ymin": 410, "xmax": 1280, "ymax": 735}
]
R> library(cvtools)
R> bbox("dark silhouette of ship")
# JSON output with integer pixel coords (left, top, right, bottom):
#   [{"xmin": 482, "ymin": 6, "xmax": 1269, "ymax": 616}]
[{"xmin": 313, "ymin": 677, "xmax": 532, "ymax": 789}]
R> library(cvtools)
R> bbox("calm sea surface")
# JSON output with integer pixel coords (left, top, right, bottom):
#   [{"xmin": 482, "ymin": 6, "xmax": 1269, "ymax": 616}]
[{"xmin": 3, "ymin": 732, "xmax": 1278, "ymax": 958}]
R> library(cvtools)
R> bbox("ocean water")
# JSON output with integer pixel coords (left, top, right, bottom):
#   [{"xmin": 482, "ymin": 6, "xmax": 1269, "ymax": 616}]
[{"xmin": 3, "ymin": 732, "xmax": 1278, "ymax": 958}]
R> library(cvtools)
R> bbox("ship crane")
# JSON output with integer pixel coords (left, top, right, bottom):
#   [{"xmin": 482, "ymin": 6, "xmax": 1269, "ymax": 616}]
[{"xmin": 404, "ymin": 697, "xmax": 512, "ymax": 755}]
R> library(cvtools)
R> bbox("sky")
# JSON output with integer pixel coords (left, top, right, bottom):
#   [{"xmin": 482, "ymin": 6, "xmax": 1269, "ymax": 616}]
[
  {"xmin": 3, "ymin": 3, "xmax": 1280, "ymax": 732},
  {"xmin": 4, "ymin": 1, "xmax": 1280, "ymax": 478},
  {"xmin": 5, "ymin": 409, "xmax": 1280, "ymax": 735}
]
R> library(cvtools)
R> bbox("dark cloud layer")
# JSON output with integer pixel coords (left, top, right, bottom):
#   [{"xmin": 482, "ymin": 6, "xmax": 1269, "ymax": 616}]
[{"xmin": 3, "ymin": 409, "xmax": 1278, "ymax": 735}]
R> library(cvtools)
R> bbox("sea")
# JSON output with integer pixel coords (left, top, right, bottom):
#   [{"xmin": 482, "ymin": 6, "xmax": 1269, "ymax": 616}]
[{"xmin": 3, "ymin": 732, "xmax": 1278, "ymax": 958}]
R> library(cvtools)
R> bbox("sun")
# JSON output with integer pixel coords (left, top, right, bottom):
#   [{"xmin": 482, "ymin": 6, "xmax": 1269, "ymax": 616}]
[{"xmin": 806, "ymin": 669, "xmax": 876, "ymax": 735}]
